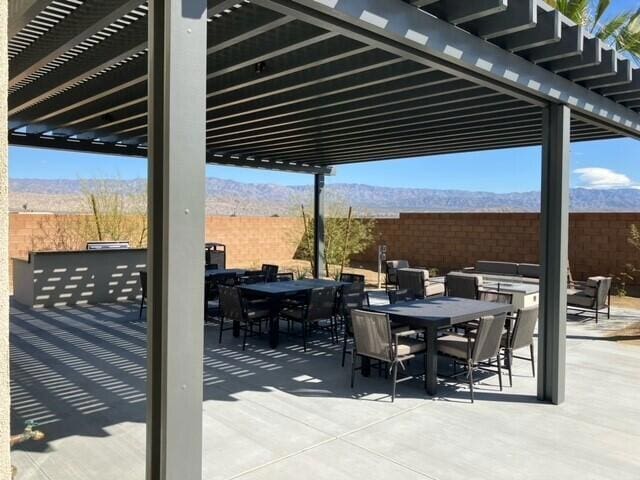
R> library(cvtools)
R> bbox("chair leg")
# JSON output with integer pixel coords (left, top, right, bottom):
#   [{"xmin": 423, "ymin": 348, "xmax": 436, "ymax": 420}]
[
  {"xmin": 595, "ymin": 307, "xmax": 598, "ymax": 324},
  {"xmin": 242, "ymin": 324, "xmax": 248, "ymax": 351},
  {"xmin": 530, "ymin": 343, "xmax": 536, "ymax": 377},
  {"xmin": 496, "ymin": 356, "xmax": 503, "ymax": 391},
  {"xmin": 350, "ymin": 350, "xmax": 357, "ymax": 388},
  {"xmin": 138, "ymin": 298, "xmax": 144, "ymax": 320},
  {"xmin": 341, "ymin": 331, "xmax": 348, "ymax": 367},
  {"xmin": 302, "ymin": 322, "xmax": 307, "ymax": 352},
  {"xmin": 218, "ymin": 316, "xmax": 224, "ymax": 344},
  {"xmin": 468, "ymin": 362, "xmax": 474, "ymax": 403},
  {"xmin": 391, "ymin": 362, "xmax": 398, "ymax": 402},
  {"xmin": 506, "ymin": 348, "xmax": 513, "ymax": 387}
]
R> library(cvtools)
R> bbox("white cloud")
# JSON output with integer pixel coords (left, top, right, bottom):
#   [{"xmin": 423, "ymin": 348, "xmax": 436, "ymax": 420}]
[{"xmin": 573, "ymin": 167, "xmax": 637, "ymax": 189}]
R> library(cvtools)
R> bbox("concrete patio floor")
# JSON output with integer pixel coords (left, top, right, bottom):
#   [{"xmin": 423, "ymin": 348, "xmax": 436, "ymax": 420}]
[{"xmin": 9, "ymin": 295, "xmax": 640, "ymax": 480}]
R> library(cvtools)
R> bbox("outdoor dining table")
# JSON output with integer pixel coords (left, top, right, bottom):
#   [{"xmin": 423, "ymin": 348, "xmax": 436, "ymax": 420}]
[
  {"xmin": 239, "ymin": 278, "xmax": 347, "ymax": 348},
  {"xmin": 205, "ymin": 268, "xmax": 246, "ymax": 278},
  {"xmin": 366, "ymin": 297, "xmax": 512, "ymax": 395}
]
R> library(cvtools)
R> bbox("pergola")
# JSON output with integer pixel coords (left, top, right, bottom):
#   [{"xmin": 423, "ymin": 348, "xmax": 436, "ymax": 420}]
[{"xmin": 5, "ymin": 0, "xmax": 640, "ymax": 478}]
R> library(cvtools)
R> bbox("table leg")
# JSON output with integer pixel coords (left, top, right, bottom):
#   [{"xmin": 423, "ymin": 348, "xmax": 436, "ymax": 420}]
[
  {"xmin": 425, "ymin": 326, "xmax": 438, "ymax": 395},
  {"xmin": 361, "ymin": 356, "xmax": 371, "ymax": 377},
  {"xmin": 232, "ymin": 320, "xmax": 240, "ymax": 338},
  {"xmin": 269, "ymin": 316, "xmax": 279, "ymax": 348}
]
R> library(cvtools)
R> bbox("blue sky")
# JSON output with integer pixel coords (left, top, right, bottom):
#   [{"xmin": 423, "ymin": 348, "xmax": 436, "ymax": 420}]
[
  {"xmin": 8, "ymin": 0, "xmax": 640, "ymax": 193},
  {"xmin": 9, "ymin": 137, "xmax": 640, "ymax": 193}
]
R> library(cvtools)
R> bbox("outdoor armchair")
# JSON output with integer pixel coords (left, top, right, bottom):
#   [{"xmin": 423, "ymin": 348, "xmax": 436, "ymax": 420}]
[
  {"xmin": 276, "ymin": 272, "xmax": 294, "ymax": 282},
  {"xmin": 445, "ymin": 272, "xmax": 483, "ymax": 299},
  {"xmin": 350, "ymin": 309, "xmax": 426, "ymax": 402},
  {"xmin": 385, "ymin": 260, "xmax": 410, "ymax": 290},
  {"xmin": 437, "ymin": 313, "xmax": 507, "ymax": 402},
  {"xmin": 397, "ymin": 268, "xmax": 426, "ymax": 298},
  {"xmin": 567, "ymin": 276, "xmax": 612, "ymax": 323}
]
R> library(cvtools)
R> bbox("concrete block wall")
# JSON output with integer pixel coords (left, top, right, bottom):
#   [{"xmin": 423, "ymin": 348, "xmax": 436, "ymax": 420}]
[
  {"xmin": 9, "ymin": 213, "xmax": 305, "ymax": 268},
  {"xmin": 8, "ymin": 212, "xmax": 640, "ymax": 288},
  {"xmin": 352, "ymin": 212, "xmax": 640, "ymax": 284}
]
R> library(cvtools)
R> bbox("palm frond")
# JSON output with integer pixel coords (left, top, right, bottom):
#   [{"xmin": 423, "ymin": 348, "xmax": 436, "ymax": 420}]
[
  {"xmin": 545, "ymin": 0, "xmax": 590, "ymax": 25},
  {"xmin": 596, "ymin": 12, "xmax": 632, "ymax": 42},
  {"xmin": 592, "ymin": 0, "xmax": 612, "ymax": 33}
]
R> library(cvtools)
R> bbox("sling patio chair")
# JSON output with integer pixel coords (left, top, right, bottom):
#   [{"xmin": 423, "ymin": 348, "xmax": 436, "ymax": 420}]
[
  {"xmin": 218, "ymin": 285, "xmax": 271, "ymax": 351},
  {"xmin": 350, "ymin": 309, "xmax": 426, "ymax": 402},
  {"xmin": 436, "ymin": 313, "xmax": 507, "ymax": 403}
]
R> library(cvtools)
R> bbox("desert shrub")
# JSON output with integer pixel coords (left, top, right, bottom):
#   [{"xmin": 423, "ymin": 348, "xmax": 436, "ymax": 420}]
[
  {"xmin": 31, "ymin": 179, "xmax": 147, "ymax": 251},
  {"xmin": 295, "ymin": 203, "xmax": 376, "ymax": 278}
]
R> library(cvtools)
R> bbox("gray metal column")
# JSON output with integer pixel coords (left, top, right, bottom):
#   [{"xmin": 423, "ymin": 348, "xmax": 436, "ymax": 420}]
[
  {"xmin": 313, "ymin": 174, "xmax": 325, "ymax": 278},
  {"xmin": 147, "ymin": 1, "xmax": 207, "ymax": 479},
  {"xmin": 0, "ymin": 2, "xmax": 10, "ymax": 477},
  {"xmin": 537, "ymin": 104, "xmax": 570, "ymax": 405}
]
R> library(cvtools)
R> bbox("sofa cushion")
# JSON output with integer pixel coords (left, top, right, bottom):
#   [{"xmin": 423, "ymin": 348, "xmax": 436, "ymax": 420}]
[
  {"xmin": 517, "ymin": 263, "xmax": 540, "ymax": 278},
  {"xmin": 476, "ymin": 260, "xmax": 518, "ymax": 276},
  {"xmin": 396, "ymin": 337, "xmax": 426, "ymax": 357},
  {"xmin": 437, "ymin": 334, "xmax": 470, "ymax": 359},
  {"xmin": 425, "ymin": 282, "xmax": 445, "ymax": 297},
  {"xmin": 567, "ymin": 292, "xmax": 594, "ymax": 308}
]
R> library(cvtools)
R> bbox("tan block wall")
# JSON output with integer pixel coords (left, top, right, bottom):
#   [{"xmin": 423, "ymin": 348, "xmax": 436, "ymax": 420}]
[
  {"xmin": 353, "ymin": 212, "xmax": 640, "ymax": 284},
  {"xmin": 204, "ymin": 216, "xmax": 304, "ymax": 267},
  {"xmin": 8, "ymin": 212, "xmax": 640, "ymax": 288},
  {"xmin": 8, "ymin": 213, "xmax": 305, "ymax": 269}
]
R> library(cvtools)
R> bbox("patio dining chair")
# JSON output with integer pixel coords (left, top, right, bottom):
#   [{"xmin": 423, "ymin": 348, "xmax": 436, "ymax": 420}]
[
  {"xmin": 385, "ymin": 260, "xmax": 409, "ymax": 290},
  {"xmin": 457, "ymin": 289, "xmax": 513, "ymax": 337},
  {"xmin": 261, "ymin": 264, "xmax": 279, "ymax": 282},
  {"xmin": 338, "ymin": 281, "xmax": 366, "ymax": 367},
  {"xmin": 277, "ymin": 272, "xmax": 294, "ymax": 282},
  {"xmin": 387, "ymin": 288, "xmax": 418, "ymax": 304},
  {"xmin": 445, "ymin": 272, "xmax": 482, "ymax": 299},
  {"xmin": 138, "ymin": 270, "xmax": 147, "ymax": 320},
  {"xmin": 350, "ymin": 309, "xmax": 426, "ymax": 402},
  {"xmin": 436, "ymin": 313, "xmax": 507, "ymax": 403},
  {"xmin": 340, "ymin": 272, "xmax": 365, "ymax": 284},
  {"xmin": 218, "ymin": 285, "xmax": 270, "ymax": 350},
  {"xmin": 238, "ymin": 272, "xmax": 266, "ymax": 284},
  {"xmin": 280, "ymin": 286, "xmax": 338, "ymax": 351},
  {"xmin": 397, "ymin": 269, "xmax": 426, "ymax": 299},
  {"xmin": 204, "ymin": 272, "xmax": 238, "ymax": 321},
  {"xmin": 502, "ymin": 305, "xmax": 538, "ymax": 386}
]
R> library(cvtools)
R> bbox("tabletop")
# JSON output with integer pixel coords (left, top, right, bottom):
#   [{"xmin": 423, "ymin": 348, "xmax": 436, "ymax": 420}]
[
  {"xmin": 366, "ymin": 297, "xmax": 512, "ymax": 328},
  {"xmin": 239, "ymin": 278, "xmax": 345, "ymax": 296},
  {"xmin": 205, "ymin": 268, "xmax": 246, "ymax": 278}
]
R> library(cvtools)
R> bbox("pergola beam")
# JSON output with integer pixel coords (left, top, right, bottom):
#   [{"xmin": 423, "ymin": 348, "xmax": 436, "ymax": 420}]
[
  {"xmin": 9, "ymin": 0, "xmax": 143, "ymax": 88},
  {"xmin": 8, "ymin": 0, "xmax": 54, "ymax": 39},
  {"xmin": 269, "ymin": 0, "xmax": 640, "ymax": 136},
  {"xmin": 412, "ymin": 0, "xmax": 508, "ymax": 25}
]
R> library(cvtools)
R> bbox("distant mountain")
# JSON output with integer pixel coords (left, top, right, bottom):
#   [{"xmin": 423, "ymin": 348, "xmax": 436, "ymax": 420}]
[{"xmin": 8, "ymin": 178, "xmax": 640, "ymax": 216}]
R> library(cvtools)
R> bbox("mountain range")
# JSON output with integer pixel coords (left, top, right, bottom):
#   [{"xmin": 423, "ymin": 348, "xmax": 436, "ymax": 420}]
[{"xmin": 9, "ymin": 178, "xmax": 640, "ymax": 216}]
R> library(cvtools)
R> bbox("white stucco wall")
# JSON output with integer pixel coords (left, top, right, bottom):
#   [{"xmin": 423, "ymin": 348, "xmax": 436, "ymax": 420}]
[{"xmin": 0, "ymin": 1, "xmax": 10, "ymax": 477}]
